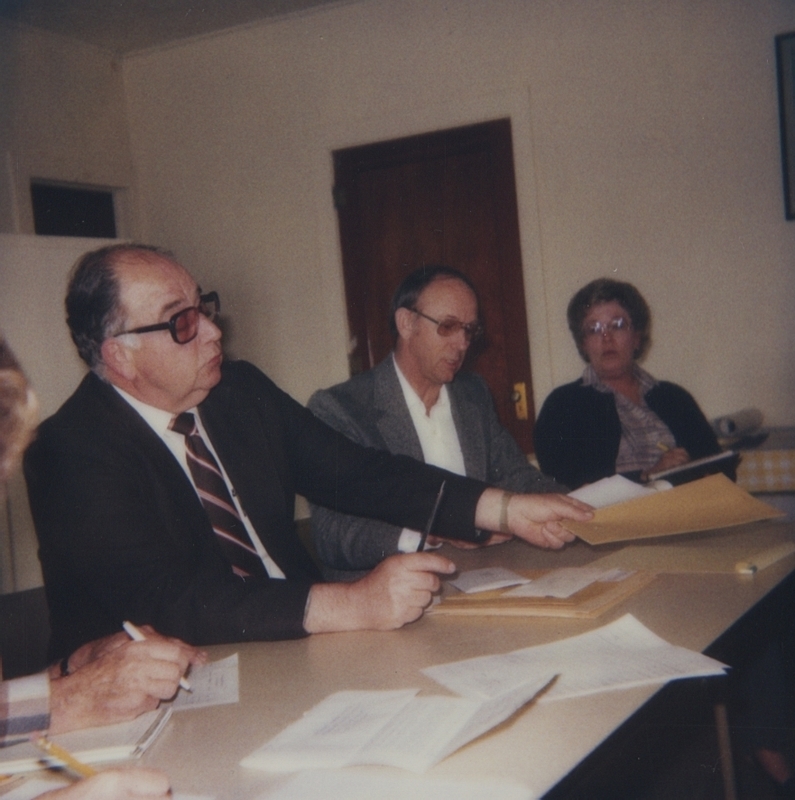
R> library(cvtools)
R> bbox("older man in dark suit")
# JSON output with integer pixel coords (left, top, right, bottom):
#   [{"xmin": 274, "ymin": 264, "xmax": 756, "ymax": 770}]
[
  {"xmin": 25, "ymin": 246, "xmax": 590, "ymax": 659},
  {"xmin": 309, "ymin": 266, "xmax": 564, "ymax": 579}
]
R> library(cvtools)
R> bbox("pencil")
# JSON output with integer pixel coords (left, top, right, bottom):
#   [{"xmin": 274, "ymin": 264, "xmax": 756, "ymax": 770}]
[
  {"xmin": 33, "ymin": 736, "xmax": 96, "ymax": 778},
  {"xmin": 122, "ymin": 620, "xmax": 192, "ymax": 692}
]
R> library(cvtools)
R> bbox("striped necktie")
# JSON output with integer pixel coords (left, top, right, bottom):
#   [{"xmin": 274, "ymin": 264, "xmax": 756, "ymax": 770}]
[{"xmin": 170, "ymin": 412, "xmax": 266, "ymax": 579}]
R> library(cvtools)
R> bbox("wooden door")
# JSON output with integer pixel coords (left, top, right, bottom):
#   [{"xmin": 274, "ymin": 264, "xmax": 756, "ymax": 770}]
[{"xmin": 333, "ymin": 118, "xmax": 537, "ymax": 452}]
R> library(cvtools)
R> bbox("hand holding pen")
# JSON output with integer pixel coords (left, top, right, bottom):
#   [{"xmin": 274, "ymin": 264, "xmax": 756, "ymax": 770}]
[
  {"xmin": 123, "ymin": 622, "xmax": 193, "ymax": 692},
  {"xmin": 48, "ymin": 627, "xmax": 205, "ymax": 735},
  {"xmin": 417, "ymin": 480, "xmax": 446, "ymax": 552}
]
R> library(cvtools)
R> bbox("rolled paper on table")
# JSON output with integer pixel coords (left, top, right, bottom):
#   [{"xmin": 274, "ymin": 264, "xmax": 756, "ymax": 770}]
[
  {"xmin": 713, "ymin": 408, "xmax": 763, "ymax": 437},
  {"xmin": 735, "ymin": 541, "xmax": 795, "ymax": 575}
]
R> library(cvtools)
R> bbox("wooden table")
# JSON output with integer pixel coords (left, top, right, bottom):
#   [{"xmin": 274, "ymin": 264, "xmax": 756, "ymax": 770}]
[{"xmin": 141, "ymin": 519, "xmax": 795, "ymax": 799}]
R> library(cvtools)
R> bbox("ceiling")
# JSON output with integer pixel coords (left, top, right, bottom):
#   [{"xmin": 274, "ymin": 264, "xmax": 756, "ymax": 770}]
[{"xmin": 0, "ymin": 0, "xmax": 346, "ymax": 55}]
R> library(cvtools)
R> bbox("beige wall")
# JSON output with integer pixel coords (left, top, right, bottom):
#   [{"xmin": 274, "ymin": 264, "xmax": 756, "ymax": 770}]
[
  {"xmin": 0, "ymin": 22, "xmax": 133, "ymax": 589},
  {"xmin": 0, "ymin": 20, "xmax": 134, "ymax": 235},
  {"xmin": 3, "ymin": 0, "xmax": 795, "ymax": 588},
  {"xmin": 121, "ymin": 0, "xmax": 795, "ymax": 425}
]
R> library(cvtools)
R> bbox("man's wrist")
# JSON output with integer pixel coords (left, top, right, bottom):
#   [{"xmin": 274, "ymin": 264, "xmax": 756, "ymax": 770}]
[
  {"xmin": 499, "ymin": 492, "xmax": 515, "ymax": 534},
  {"xmin": 474, "ymin": 487, "xmax": 505, "ymax": 533},
  {"xmin": 304, "ymin": 583, "xmax": 362, "ymax": 634}
]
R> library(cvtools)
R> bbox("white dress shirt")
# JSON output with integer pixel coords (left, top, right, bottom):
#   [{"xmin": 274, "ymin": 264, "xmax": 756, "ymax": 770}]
[
  {"xmin": 113, "ymin": 386, "xmax": 285, "ymax": 579},
  {"xmin": 392, "ymin": 358, "xmax": 466, "ymax": 552}
]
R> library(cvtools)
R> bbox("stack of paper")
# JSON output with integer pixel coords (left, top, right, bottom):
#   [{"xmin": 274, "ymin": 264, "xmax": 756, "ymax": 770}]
[
  {"xmin": 422, "ymin": 614, "xmax": 727, "ymax": 702},
  {"xmin": 240, "ymin": 675, "xmax": 555, "ymax": 775},
  {"xmin": 432, "ymin": 566, "xmax": 655, "ymax": 619}
]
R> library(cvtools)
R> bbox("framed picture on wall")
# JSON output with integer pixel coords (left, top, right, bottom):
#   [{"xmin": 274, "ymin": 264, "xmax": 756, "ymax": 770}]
[{"xmin": 776, "ymin": 32, "xmax": 795, "ymax": 220}]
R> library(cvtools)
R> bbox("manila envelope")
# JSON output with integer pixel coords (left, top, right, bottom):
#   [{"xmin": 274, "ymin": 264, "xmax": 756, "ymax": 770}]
[{"xmin": 564, "ymin": 473, "xmax": 784, "ymax": 545}]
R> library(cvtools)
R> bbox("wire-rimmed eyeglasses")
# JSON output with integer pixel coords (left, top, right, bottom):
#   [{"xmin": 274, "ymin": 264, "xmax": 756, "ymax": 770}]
[
  {"xmin": 411, "ymin": 308, "xmax": 484, "ymax": 342},
  {"xmin": 583, "ymin": 316, "xmax": 631, "ymax": 338},
  {"xmin": 114, "ymin": 291, "xmax": 220, "ymax": 345}
]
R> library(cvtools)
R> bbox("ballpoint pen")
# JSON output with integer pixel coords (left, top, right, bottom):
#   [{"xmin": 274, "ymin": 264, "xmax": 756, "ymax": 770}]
[
  {"xmin": 123, "ymin": 620, "xmax": 192, "ymax": 691},
  {"xmin": 417, "ymin": 480, "xmax": 446, "ymax": 553}
]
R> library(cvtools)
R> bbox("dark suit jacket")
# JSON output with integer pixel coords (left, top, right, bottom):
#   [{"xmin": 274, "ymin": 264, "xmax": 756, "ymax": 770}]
[
  {"xmin": 24, "ymin": 361, "xmax": 489, "ymax": 658},
  {"xmin": 534, "ymin": 378, "xmax": 723, "ymax": 489},
  {"xmin": 308, "ymin": 357, "xmax": 563, "ymax": 575}
]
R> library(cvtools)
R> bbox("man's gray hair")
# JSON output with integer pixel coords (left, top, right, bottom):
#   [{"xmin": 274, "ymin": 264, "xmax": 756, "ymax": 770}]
[{"xmin": 66, "ymin": 243, "xmax": 171, "ymax": 370}]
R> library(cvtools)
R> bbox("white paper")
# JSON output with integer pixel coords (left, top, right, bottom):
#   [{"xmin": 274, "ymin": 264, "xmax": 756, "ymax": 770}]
[
  {"xmin": 568, "ymin": 474, "xmax": 658, "ymax": 508},
  {"xmin": 0, "ymin": 780, "xmax": 214, "ymax": 800},
  {"xmin": 172, "ymin": 796, "xmax": 216, "ymax": 799},
  {"xmin": 0, "ymin": 708, "xmax": 172, "ymax": 775},
  {"xmin": 0, "ymin": 778, "xmax": 69, "ymax": 800},
  {"xmin": 260, "ymin": 770, "xmax": 535, "ymax": 800},
  {"xmin": 423, "ymin": 614, "xmax": 727, "ymax": 703},
  {"xmin": 241, "ymin": 690, "xmax": 419, "ymax": 772},
  {"xmin": 173, "ymin": 653, "xmax": 239, "ymax": 710},
  {"xmin": 503, "ymin": 567, "xmax": 613, "ymax": 599},
  {"xmin": 241, "ymin": 677, "xmax": 554, "ymax": 775},
  {"xmin": 449, "ymin": 567, "xmax": 531, "ymax": 594},
  {"xmin": 355, "ymin": 694, "xmax": 482, "ymax": 772}
]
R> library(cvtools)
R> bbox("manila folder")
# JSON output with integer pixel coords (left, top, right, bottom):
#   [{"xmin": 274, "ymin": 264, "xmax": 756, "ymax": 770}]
[{"xmin": 564, "ymin": 473, "xmax": 784, "ymax": 545}]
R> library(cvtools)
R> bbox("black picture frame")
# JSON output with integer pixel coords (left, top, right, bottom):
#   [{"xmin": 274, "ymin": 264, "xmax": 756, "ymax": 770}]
[{"xmin": 776, "ymin": 32, "xmax": 795, "ymax": 219}]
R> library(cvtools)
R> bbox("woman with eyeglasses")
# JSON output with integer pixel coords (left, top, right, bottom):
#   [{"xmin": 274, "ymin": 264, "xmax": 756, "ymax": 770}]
[{"xmin": 533, "ymin": 278, "xmax": 724, "ymax": 489}]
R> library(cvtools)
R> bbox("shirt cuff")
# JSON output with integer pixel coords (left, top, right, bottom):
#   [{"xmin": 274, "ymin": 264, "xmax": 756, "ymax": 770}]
[
  {"xmin": 0, "ymin": 671, "xmax": 51, "ymax": 746},
  {"xmin": 397, "ymin": 528, "xmax": 442, "ymax": 553}
]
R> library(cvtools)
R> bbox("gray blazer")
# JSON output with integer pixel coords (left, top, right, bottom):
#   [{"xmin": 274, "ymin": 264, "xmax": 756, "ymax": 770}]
[{"xmin": 307, "ymin": 356, "xmax": 563, "ymax": 578}]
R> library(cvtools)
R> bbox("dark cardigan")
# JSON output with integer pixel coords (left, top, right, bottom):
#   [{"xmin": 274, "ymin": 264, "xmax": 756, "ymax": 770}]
[{"xmin": 534, "ymin": 379, "xmax": 722, "ymax": 489}]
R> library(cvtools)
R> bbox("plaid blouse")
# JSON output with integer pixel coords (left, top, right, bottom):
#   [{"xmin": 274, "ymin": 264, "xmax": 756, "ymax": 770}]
[
  {"xmin": 583, "ymin": 364, "xmax": 677, "ymax": 475},
  {"xmin": 0, "ymin": 672, "xmax": 50, "ymax": 747}
]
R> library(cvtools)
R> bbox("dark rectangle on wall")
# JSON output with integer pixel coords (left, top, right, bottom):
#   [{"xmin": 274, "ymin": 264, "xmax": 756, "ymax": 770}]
[
  {"xmin": 31, "ymin": 182, "xmax": 117, "ymax": 238},
  {"xmin": 776, "ymin": 32, "xmax": 795, "ymax": 220}
]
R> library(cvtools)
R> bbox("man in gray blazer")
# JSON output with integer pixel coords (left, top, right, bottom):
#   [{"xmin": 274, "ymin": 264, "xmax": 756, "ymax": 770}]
[{"xmin": 309, "ymin": 266, "xmax": 563, "ymax": 579}]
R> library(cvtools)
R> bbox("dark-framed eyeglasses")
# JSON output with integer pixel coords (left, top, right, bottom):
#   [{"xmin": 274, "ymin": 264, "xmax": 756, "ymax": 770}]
[
  {"xmin": 114, "ymin": 291, "xmax": 220, "ymax": 345},
  {"xmin": 583, "ymin": 316, "xmax": 631, "ymax": 338},
  {"xmin": 411, "ymin": 308, "xmax": 484, "ymax": 342}
]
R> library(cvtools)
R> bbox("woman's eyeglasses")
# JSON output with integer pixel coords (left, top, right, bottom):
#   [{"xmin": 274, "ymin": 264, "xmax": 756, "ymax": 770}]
[{"xmin": 583, "ymin": 317, "xmax": 631, "ymax": 338}]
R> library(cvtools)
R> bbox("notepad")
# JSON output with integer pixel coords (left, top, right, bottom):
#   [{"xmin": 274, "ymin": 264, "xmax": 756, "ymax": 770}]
[
  {"xmin": 240, "ymin": 675, "xmax": 555, "ymax": 775},
  {"xmin": 0, "ymin": 708, "xmax": 171, "ymax": 775},
  {"xmin": 647, "ymin": 449, "xmax": 740, "ymax": 484},
  {"xmin": 431, "ymin": 567, "xmax": 654, "ymax": 619},
  {"xmin": 171, "ymin": 653, "xmax": 239, "ymax": 710}
]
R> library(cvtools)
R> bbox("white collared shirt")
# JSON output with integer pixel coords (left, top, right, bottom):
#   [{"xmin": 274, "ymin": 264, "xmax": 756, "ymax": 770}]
[
  {"xmin": 113, "ymin": 386, "xmax": 286, "ymax": 579},
  {"xmin": 394, "ymin": 358, "xmax": 466, "ymax": 475},
  {"xmin": 392, "ymin": 357, "xmax": 466, "ymax": 552}
]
